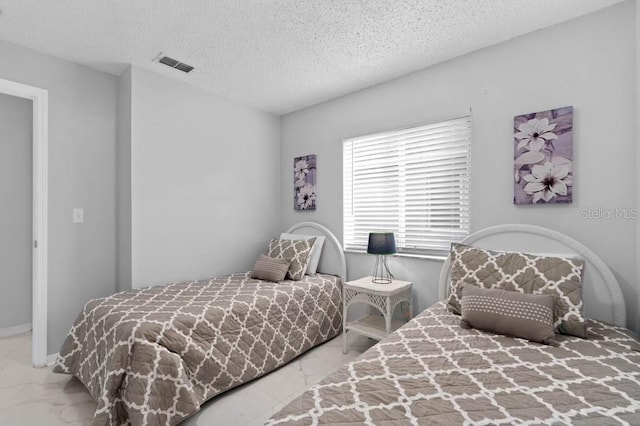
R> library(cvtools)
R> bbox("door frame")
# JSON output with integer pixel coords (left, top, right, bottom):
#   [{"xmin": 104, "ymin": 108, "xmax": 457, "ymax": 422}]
[{"xmin": 0, "ymin": 78, "xmax": 48, "ymax": 367}]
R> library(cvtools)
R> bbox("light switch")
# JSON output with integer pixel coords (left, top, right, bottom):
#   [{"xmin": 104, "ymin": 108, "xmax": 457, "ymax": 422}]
[{"xmin": 73, "ymin": 208, "xmax": 84, "ymax": 224}]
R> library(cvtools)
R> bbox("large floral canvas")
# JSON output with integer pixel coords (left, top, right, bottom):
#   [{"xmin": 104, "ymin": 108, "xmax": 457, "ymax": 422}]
[
  {"xmin": 514, "ymin": 106, "xmax": 573, "ymax": 204},
  {"xmin": 294, "ymin": 155, "xmax": 316, "ymax": 210}
]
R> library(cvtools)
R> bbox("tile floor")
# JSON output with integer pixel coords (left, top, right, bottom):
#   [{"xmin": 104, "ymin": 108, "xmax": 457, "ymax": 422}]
[{"xmin": 0, "ymin": 332, "xmax": 376, "ymax": 425}]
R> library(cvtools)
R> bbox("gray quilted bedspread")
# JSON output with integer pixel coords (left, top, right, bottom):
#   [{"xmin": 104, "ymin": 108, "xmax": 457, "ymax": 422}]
[
  {"xmin": 54, "ymin": 272, "xmax": 342, "ymax": 425},
  {"xmin": 268, "ymin": 301, "xmax": 640, "ymax": 425}
]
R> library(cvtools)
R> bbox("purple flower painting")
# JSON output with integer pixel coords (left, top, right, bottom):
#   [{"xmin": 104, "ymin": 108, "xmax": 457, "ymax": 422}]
[
  {"xmin": 294, "ymin": 154, "xmax": 316, "ymax": 211},
  {"xmin": 514, "ymin": 106, "xmax": 573, "ymax": 204}
]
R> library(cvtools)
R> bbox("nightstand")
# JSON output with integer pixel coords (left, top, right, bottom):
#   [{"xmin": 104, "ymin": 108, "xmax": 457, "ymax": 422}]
[{"xmin": 342, "ymin": 276, "xmax": 413, "ymax": 353}]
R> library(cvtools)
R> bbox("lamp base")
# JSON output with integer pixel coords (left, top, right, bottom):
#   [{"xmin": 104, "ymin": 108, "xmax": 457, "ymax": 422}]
[{"xmin": 371, "ymin": 255, "xmax": 394, "ymax": 284}]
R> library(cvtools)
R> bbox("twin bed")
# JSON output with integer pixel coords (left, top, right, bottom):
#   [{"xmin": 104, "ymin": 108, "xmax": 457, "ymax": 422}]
[
  {"xmin": 266, "ymin": 224, "xmax": 640, "ymax": 425},
  {"xmin": 55, "ymin": 223, "xmax": 640, "ymax": 425},
  {"xmin": 54, "ymin": 222, "xmax": 347, "ymax": 425}
]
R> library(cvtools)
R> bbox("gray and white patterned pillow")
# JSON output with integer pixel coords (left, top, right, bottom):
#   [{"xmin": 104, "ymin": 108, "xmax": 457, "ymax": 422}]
[
  {"xmin": 447, "ymin": 243, "xmax": 586, "ymax": 338},
  {"xmin": 266, "ymin": 238, "xmax": 316, "ymax": 281}
]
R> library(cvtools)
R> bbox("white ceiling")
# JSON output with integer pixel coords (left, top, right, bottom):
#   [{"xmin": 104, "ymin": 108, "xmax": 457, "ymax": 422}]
[{"xmin": 0, "ymin": 0, "xmax": 622, "ymax": 115}]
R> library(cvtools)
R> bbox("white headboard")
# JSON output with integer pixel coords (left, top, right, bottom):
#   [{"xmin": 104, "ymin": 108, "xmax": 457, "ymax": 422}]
[
  {"xmin": 438, "ymin": 224, "xmax": 626, "ymax": 328},
  {"xmin": 285, "ymin": 221, "xmax": 347, "ymax": 282}
]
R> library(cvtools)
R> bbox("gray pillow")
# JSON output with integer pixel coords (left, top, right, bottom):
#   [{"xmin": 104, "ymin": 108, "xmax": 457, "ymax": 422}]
[
  {"xmin": 251, "ymin": 254, "xmax": 292, "ymax": 282},
  {"xmin": 266, "ymin": 238, "xmax": 316, "ymax": 280},
  {"xmin": 460, "ymin": 284, "xmax": 556, "ymax": 345}
]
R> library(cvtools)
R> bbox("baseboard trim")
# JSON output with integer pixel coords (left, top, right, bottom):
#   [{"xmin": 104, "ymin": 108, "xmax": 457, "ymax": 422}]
[
  {"xmin": 0, "ymin": 323, "xmax": 32, "ymax": 338},
  {"xmin": 46, "ymin": 353, "xmax": 59, "ymax": 367}
]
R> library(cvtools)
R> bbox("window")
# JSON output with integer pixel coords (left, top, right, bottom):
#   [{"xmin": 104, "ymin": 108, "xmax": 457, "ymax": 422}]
[{"xmin": 343, "ymin": 116, "xmax": 471, "ymax": 258}]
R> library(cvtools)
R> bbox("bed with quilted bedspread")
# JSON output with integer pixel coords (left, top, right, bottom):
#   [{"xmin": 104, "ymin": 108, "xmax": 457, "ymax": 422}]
[
  {"xmin": 54, "ymin": 272, "xmax": 342, "ymax": 425},
  {"xmin": 267, "ymin": 301, "xmax": 640, "ymax": 425}
]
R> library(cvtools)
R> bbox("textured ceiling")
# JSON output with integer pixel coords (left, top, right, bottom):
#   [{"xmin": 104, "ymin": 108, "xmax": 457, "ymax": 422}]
[{"xmin": 0, "ymin": 0, "xmax": 622, "ymax": 114}]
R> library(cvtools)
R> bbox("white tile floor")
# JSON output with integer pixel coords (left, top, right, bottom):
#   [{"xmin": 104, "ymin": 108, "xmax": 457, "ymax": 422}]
[{"xmin": 0, "ymin": 332, "xmax": 376, "ymax": 425}]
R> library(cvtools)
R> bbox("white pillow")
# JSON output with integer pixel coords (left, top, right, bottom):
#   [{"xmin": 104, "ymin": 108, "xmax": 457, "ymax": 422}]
[{"xmin": 280, "ymin": 233, "xmax": 325, "ymax": 275}]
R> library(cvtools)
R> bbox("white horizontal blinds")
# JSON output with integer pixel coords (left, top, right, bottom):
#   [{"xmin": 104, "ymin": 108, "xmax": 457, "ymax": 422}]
[{"xmin": 343, "ymin": 116, "xmax": 471, "ymax": 257}]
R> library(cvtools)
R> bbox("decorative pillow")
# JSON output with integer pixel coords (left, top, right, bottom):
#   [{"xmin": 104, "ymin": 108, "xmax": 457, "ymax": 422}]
[
  {"xmin": 251, "ymin": 254, "xmax": 292, "ymax": 282},
  {"xmin": 266, "ymin": 238, "xmax": 316, "ymax": 280},
  {"xmin": 280, "ymin": 233, "xmax": 326, "ymax": 275},
  {"xmin": 460, "ymin": 284, "xmax": 556, "ymax": 345},
  {"xmin": 447, "ymin": 243, "xmax": 586, "ymax": 338}
]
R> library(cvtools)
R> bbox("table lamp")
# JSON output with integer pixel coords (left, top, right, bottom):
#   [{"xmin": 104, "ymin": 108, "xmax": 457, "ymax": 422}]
[{"xmin": 367, "ymin": 232, "xmax": 396, "ymax": 284}]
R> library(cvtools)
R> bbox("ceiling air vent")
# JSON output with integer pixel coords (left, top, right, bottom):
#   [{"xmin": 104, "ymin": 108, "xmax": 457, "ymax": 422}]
[{"xmin": 153, "ymin": 53, "xmax": 194, "ymax": 74}]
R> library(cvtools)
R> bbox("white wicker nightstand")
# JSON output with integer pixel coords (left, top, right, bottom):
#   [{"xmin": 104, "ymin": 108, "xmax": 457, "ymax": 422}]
[{"xmin": 342, "ymin": 276, "xmax": 413, "ymax": 353}]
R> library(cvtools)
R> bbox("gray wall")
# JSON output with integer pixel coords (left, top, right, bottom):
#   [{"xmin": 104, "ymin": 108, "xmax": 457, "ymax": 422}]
[
  {"xmin": 0, "ymin": 39, "xmax": 118, "ymax": 353},
  {"xmin": 280, "ymin": 2, "xmax": 639, "ymax": 330},
  {"xmin": 0, "ymin": 93, "xmax": 32, "ymax": 328},
  {"xmin": 636, "ymin": 0, "xmax": 640, "ymax": 329},
  {"xmin": 130, "ymin": 67, "xmax": 281, "ymax": 287},
  {"xmin": 117, "ymin": 67, "xmax": 132, "ymax": 292}
]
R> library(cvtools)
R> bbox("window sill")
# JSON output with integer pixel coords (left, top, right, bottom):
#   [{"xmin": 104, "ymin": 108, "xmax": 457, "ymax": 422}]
[{"xmin": 344, "ymin": 249, "xmax": 447, "ymax": 262}]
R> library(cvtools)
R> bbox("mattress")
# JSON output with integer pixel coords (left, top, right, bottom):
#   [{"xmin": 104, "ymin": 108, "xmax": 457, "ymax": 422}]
[
  {"xmin": 267, "ymin": 301, "xmax": 640, "ymax": 425},
  {"xmin": 54, "ymin": 272, "xmax": 342, "ymax": 425}
]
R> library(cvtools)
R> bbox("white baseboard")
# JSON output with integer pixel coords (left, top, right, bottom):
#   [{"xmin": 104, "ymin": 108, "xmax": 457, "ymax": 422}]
[
  {"xmin": 0, "ymin": 323, "xmax": 32, "ymax": 338},
  {"xmin": 46, "ymin": 353, "xmax": 59, "ymax": 367}
]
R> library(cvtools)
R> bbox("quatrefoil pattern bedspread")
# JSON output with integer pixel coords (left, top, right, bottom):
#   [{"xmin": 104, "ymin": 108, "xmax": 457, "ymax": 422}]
[
  {"xmin": 268, "ymin": 302, "xmax": 640, "ymax": 425},
  {"xmin": 54, "ymin": 272, "xmax": 342, "ymax": 425}
]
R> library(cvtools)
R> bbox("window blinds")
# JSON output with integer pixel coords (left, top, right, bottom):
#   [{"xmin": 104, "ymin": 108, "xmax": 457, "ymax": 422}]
[{"xmin": 343, "ymin": 116, "xmax": 471, "ymax": 257}]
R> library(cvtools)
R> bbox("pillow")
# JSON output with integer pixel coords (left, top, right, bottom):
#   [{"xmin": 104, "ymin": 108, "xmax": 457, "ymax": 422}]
[
  {"xmin": 251, "ymin": 254, "xmax": 292, "ymax": 282},
  {"xmin": 447, "ymin": 243, "xmax": 586, "ymax": 338},
  {"xmin": 460, "ymin": 284, "xmax": 556, "ymax": 345},
  {"xmin": 280, "ymin": 233, "xmax": 326, "ymax": 275},
  {"xmin": 266, "ymin": 238, "xmax": 316, "ymax": 280}
]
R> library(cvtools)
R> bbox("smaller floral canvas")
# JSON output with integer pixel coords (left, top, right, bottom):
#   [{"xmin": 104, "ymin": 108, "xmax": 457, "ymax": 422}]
[
  {"xmin": 514, "ymin": 106, "xmax": 573, "ymax": 204},
  {"xmin": 294, "ymin": 154, "xmax": 316, "ymax": 210}
]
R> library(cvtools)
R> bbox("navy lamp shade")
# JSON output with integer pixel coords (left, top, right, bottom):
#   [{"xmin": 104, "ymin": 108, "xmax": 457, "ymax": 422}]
[{"xmin": 367, "ymin": 232, "xmax": 396, "ymax": 284}]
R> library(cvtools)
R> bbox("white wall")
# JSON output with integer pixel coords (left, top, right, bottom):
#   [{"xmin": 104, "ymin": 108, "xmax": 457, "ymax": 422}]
[
  {"xmin": 130, "ymin": 68, "xmax": 281, "ymax": 287},
  {"xmin": 280, "ymin": 2, "xmax": 639, "ymax": 329},
  {"xmin": 0, "ymin": 93, "xmax": 32, "ymax": 328},
  {"xmin": 0, "ymin": 39, "xmax": 118, "ymax": 352}
]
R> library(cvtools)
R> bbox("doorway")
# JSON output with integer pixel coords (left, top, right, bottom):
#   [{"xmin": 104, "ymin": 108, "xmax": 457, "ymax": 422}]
[
  {"xmin": 0, "ymin": 94, "xmax": 32, "ymax": 339},
  {"xmin": 0, "ymin": 78, "xmax": 48, "ymax": 368}
]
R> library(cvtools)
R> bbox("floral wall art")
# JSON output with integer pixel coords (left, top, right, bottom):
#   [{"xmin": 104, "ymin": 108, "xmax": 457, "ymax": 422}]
[
  {"xmin": 294, "ymin": 154, "xmax": 317, "ymax": 210},
  {"xmin": 514, "ymin": 106, "xmax": 573, "ymax": 204}
]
